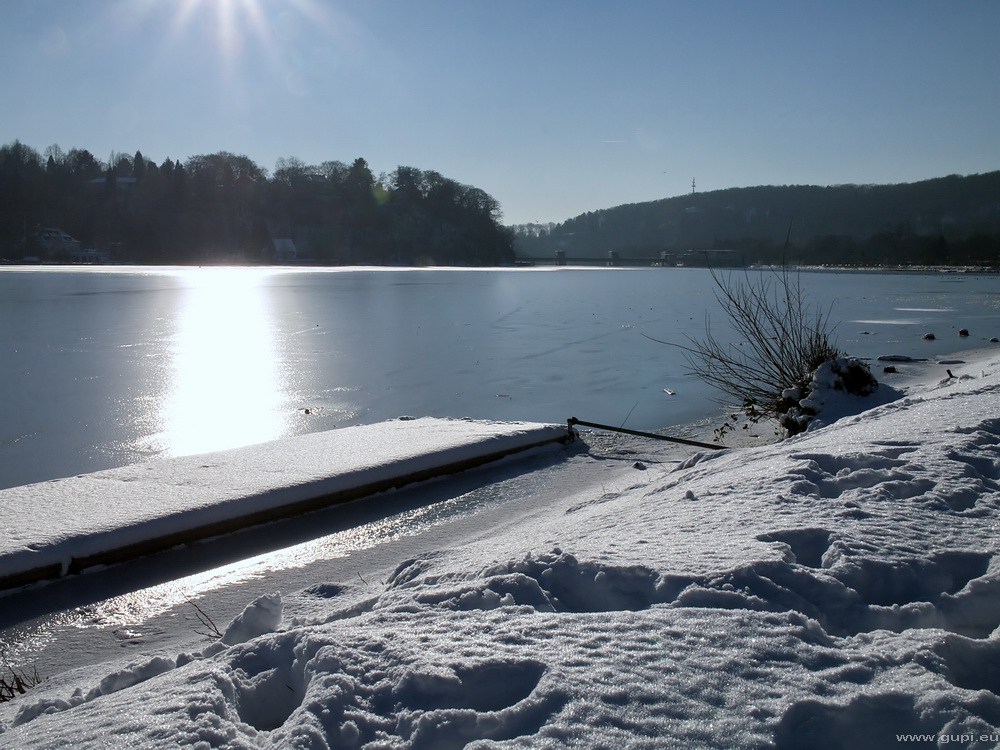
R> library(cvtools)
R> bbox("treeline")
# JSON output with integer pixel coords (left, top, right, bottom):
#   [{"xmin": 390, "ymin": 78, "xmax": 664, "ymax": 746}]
[
  {"xmin": 0, "ymin": 141, "xmax": 514, "ymax": 265},
  {"xmin": 513, "ymin": 173, "xmax": 1000, "ymax": 267}
]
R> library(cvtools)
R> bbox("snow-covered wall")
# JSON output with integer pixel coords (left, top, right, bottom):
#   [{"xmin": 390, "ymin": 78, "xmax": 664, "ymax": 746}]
[{"xmin": 0, "ymin": 418, "xmax": 568, "ymax": 591}]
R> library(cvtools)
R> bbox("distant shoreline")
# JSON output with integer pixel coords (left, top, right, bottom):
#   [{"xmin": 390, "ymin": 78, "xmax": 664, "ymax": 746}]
[{"xmin": 2, "ymin": 259, "xmax": 999, "ymax": 274}]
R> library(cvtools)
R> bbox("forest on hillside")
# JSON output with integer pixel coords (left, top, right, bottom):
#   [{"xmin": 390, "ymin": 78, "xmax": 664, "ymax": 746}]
[
  {"xmin": 0, "ymin": 141, "xmax": 514, "ymax": 266},
  {"xmin": 513, "ymin": 173, "xmax": 1000, "ymax": 267}
]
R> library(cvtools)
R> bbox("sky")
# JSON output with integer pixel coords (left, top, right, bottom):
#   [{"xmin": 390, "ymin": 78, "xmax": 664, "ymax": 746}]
[{"xmin": 2, "ymin": 0, "xmax": 999, "ymax": 226}]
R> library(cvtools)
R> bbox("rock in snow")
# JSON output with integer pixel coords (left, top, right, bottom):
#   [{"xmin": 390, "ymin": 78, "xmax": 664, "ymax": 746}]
[{"xmin": 2, "ymin": 353, "xmax": 1000, "ymax": 748}]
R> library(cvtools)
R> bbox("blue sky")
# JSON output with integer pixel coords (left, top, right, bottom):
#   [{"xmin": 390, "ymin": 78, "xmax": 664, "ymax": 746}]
[{"xmin": 3, "ymin": 0, "xmax": 998, "ymax": 225}]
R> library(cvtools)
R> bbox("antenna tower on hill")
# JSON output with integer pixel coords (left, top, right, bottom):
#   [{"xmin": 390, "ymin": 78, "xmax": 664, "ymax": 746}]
[{"xmin": 691, "ymin": 177, "xmax": 696, "ymax": 195}]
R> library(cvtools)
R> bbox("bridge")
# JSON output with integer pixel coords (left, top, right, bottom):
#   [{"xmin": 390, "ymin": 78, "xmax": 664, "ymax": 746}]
[{"xmin": 515, "ymin": 249, "xmax": 744, "ymax": 267}]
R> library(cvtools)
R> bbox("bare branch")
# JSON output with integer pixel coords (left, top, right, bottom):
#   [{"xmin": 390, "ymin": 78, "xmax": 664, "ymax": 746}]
[
  {"xmin": 187, "ymin": 600, "xmax": 224, "ymax": 640},
  {"xmin": 1, "ymin": 653, "xmax": 41, "ymax": 702}
]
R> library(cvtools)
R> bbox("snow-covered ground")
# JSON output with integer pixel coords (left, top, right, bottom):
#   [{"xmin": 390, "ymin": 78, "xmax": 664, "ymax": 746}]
[{"xmin": 2, "ymin": 350, "xmax": 1000, "ymax": 748}]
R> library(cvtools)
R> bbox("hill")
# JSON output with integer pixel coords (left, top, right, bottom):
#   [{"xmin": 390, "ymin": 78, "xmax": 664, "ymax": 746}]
[{"xmin": 512, "ymin": 172, "xmax": 1000, "ymax": 267}]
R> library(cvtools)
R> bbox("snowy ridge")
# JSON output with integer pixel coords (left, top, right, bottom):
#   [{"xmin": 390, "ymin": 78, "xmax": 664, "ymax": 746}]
[
  {"xmin": 0, "ymin": 418, "xmax": 568, "ymax": 591},
  {"xmin": 2, "ymin": 356, "xmax": 1000, "ymax": 748}
]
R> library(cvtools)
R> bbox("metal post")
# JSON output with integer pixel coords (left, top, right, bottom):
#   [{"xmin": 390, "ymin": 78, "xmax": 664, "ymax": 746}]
[{"xmin": 567, "ymin": 417, "xmax": 725, "ymax": 451}]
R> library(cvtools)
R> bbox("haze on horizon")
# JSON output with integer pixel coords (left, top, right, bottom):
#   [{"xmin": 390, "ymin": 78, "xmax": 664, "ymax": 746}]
[{"xmin": 2, "ymin": 0, "xmax": 998, "ymax": 226}]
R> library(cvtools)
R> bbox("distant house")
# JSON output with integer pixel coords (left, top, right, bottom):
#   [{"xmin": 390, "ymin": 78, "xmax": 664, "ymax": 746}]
[
  {"xmin": 27, "ymin": 228, "xmax": 80, "ymax": 260},
  {"xmin": 272, "ymin": 238, "xmax": 298, "ymax": 263},
  {"xmin": 658, "ymin": 248, "xmax": 743, "ymax": 268},
  {"xmin": 70, "ymin": 247, "xmax": 111, "ymax": 264}
]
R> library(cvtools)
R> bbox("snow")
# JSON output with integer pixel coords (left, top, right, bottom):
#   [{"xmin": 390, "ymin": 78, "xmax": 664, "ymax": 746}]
[
  {"xmin": 221, "ymin": 593, "xmax": 284, "ymax": 646},
  {"xmin": 3, "ymin": 351, "xmax": 1000, "ymax": 748},
  {"xmin": 778, "ymin": 357, "xmax": 884, "ymax": 435},
  {"xmin": 0, "ymin": 418, "xmax": 568, "ymax": 590}
]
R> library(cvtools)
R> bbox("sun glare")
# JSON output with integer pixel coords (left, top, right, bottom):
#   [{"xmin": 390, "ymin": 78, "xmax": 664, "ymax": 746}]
[
  {"xmin": 158, "ymin": 268, "xmax": 289, "ymax": 457},
  {"xmin": 168, "ymin": 0, "xmax": 270, "ymax": 65},
  {"xmin": 120, "ymin": 0, "xmax": 359, "ymax": 102},
  {"xmin": 157, "ymin": 0, "xmax": 342, "ymax": 63}
]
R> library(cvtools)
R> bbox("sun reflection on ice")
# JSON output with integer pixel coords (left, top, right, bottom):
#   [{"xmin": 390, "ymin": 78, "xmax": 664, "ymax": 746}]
[
  {"xmin": 159, "ymin": 267, "xmax": 289, "ymax": 457},
  {"xmin": 82, "ymin": 491, "xmax": 484, "ymax": 628}
]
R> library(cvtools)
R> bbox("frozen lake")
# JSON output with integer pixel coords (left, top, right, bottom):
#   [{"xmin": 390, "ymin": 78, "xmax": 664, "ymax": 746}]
[{"xmin": 1, "ymin": 265, "xmax": 998, "ymax": 489}]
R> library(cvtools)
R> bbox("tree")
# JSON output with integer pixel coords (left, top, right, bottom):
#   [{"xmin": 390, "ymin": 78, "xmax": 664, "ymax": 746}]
[
  {"xmin": 43, "ymin": 144, "xmax": 65, "ymax": 168},
  {"xmin": 109, "ymin": 152, "xmax": 132, "ymax": 176},
  {"xmin": 65, "ymin": 148, "xmax": 103, "ymax": 180},
  {"xmin": 390, "ymin": 166, "xmax": 426, "ymax": 204},
  {"xmin": 133, "ymin": 150, "xmax": 146, "ymax": 181},
  {"xmin": 345, "ymin": 157, "xmax": 377, "ymax": 223},
  {"xmin": 187, "ymin": 152, "xmax": 265, "ymax": 188},
  {"xmin": 273, "ymin": 156, "xmax": 309, "ymax": 186},
  {"xmin": 0, "ymin": 141, "xmax": 45, "ymax": 247},
  {"xmin": 319, "ymin": 160, "xmax": 349, "ymax": 184},
  {"xmin": 346, "ymin": 157, "xmax": 374, "ymax": 192}
]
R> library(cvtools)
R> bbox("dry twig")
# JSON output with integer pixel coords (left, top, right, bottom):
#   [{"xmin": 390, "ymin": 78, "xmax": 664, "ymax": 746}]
[
  {"xmin": 187, "ymin": 599, "xmax": 224, "ymax": 640},
  {"xmin": 1, "ymin": 655, "xmax": 40, "ymax": 702}
]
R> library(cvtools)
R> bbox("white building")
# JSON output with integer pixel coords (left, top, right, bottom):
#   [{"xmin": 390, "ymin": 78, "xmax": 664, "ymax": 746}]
[{"xmin": 28, "ymin": 227, "xmax": 81, "ymax": 260}]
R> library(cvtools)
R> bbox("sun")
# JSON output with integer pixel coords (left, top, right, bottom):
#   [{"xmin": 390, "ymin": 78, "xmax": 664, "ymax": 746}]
[
  {"xmin": 170, "ymin": 0, "xmax": 270, "ymax": 66},
  {"xmin": 149, "ymin": 0, "xmax": 346, "ymax": 72},
  {"xmin": 120, "ymin": 0, "xmax": 357, "ymax": 102}
]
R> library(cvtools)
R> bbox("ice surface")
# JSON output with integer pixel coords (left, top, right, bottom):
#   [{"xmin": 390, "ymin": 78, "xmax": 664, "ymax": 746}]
[{"xmin": 2, "ymin": 354, "xmax": 1000, "ymax": 748}]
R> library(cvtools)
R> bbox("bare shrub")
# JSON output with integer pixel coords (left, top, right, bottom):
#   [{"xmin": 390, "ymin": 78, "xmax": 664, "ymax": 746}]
[{"xmin": 667, "ymin": 268, "xmax": 852, "ymax": 438}]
